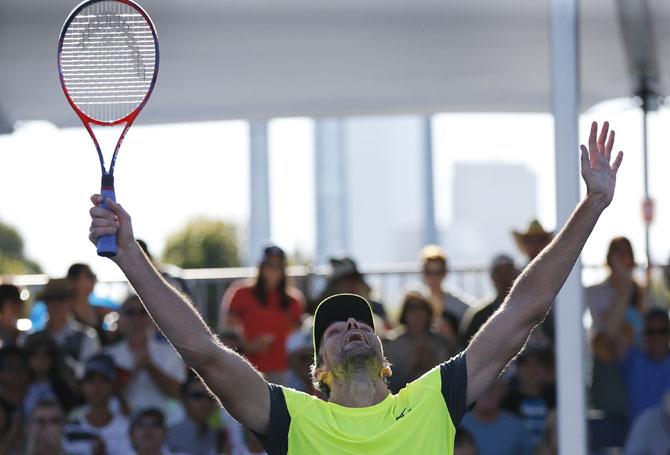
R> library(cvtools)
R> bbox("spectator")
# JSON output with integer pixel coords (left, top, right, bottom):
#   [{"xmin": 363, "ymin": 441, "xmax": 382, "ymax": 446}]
[
  {"xmin": 512, "ymin": 219, "xmax": 553, "ymax": 263},
  {"xmin": 624, "ymin": 391, "xmax": 670, "ymax": 455},
  {"xmin": 167, "ymin": 374, "xmax": 223, "ymax": 455},
  {"xmin": 454, "ymin": 428, "xmax": 478, "ymax": 455},
  {"xmin": 284, "ymin": 324, "xmax": 319, "ymax": 395},
  {"xmin": 383, "ymin": 290, "xmax": 453, "ymax": 393},
  {"xmin": 130, "ymin": 408, "xmax": 188, "ymax": 455},
  {"xmin": 23, "ymin": 399, "xmax": 67, "ymax": 455},
  {"xmin": 314, "ymin": 256, "xmax": 391, "ymax": 330},
  {"xmin": 0, "ymin": 284, "xmax": 25, "ymax": 347},
  {"xmin": 460, "ymin": 255, "xmax": 520, "ymax": 344},
  {"xmin": 512, "ymin": 219, "xmax": 555, "ymax": 342},
  {"xmin": 420, "ymin": 245, "xmax": 473, "ymax": 339},
  {"xmin": 460, "ymin": 380, "xmax": 533, "ymax": 455},
  {"xmin": 219, "ymin": 245, "xmax": 304, "ymax": 384},
  {"xmin": 502, "ymin": 346, "xmax": 556, "ymax": 449},
  {"xmin": 619, "ymin": 309, "xmax": 670, "ymax": 421},
  {"xmin": 0, "ymin": 346, "xmax": 28, "ymax": 414},
  {"xmin": 66, "ymin": 263, "xmax": 102, "ymax": 330},
  {"xmin": 105, "ymin": 295, "xmax": 186, "ymax": 424},
  {"xmin": 25, "ymin": 279, "xmax": 100, "ymax": 369},
  {"xmin": 22, "ymin": 332, "xmax": 80, "ymax": 416},
  {"xmin": 587, "ymin": 237, "xmax": 647, "ymax": 343},
  {"xmin": 64, "ymin": 353, "xmax": 133, "ymax": 455}
]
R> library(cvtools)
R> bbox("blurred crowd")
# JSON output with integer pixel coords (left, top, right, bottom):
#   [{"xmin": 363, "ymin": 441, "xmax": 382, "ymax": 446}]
[{"xmin": 0, "ymin": 222, "xmax": 669, "ymax": 455}]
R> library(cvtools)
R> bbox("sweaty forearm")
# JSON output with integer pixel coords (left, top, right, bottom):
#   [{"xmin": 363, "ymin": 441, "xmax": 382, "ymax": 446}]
[
  {"xmin": 115, "ymin": 243, "xmax": 216, "ymax": 367},
  {"xmin": 508, "ymin": 194, "xmax": 608, "ymax": 324}
]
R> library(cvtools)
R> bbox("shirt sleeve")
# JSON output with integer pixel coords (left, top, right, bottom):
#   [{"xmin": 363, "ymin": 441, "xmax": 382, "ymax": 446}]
[
  {"xmin": 253, "ymin": 383, "xmax": 291, "ymax": 455},
  {"xmin": 439, "ymin": 351, "xmax": 469, "ymax": 427}
]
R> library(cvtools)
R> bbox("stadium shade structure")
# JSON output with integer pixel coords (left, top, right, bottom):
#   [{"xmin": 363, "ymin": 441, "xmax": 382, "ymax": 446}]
[
  {"xmin": 0, "ymin": 1, "xmax": 666, "ymax": 454},
  {"xmin": 0, "ymin": 0, "xmax": 669, "ymax": 129}
]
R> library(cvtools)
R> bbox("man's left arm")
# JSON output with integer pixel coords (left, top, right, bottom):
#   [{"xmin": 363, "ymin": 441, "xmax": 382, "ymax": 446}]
[{"xmin": 465, "ymin": 121, "xmax": 624, "ymax": 405}]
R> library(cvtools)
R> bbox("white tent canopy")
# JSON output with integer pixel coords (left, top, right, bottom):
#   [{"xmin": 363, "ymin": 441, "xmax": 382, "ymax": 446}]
[{"xmin": 1, "ymin": 0, "xmax": 669, "ymax": 130}]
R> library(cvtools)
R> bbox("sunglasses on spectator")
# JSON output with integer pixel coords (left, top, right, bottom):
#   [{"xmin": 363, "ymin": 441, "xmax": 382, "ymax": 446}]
[{"xmin": 187, "ymin": 391, "xmax": 211, "ymax": 401}]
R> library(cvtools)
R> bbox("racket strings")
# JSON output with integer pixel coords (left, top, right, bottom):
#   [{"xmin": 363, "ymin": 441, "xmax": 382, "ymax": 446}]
[{"xmin": 60, "ymin": 0, "xmax": 157, "ymax": 123}]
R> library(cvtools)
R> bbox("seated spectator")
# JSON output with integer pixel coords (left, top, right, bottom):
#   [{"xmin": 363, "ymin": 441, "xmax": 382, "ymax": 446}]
[
  {"xmin": 624, "ymin": 391, "xmax": 670, "ymax": 455},
  {"xmin": 419, "ymin": 245, "xmax": 474, "ymax": 339},
  {"xmin": 621, "ymin": 309, "xmax": 670, "ymax": 421},
  {"xmin": 105, "ymin": 295, "xmax": 185, "ymax": 424},
  {"xmin": 167, "ymin": 374, "xmax": 223, "ymax": 455},
  {"xmin": 0, "ymin": 284, "xmax": 25, "ymax": 347},
  {"xmin": 502, "ymin": 346, "xmax": 556, "ymax": 449},
  {"xmin": 219, "ymin": 245, "xmax": 304, "ymax": 384},
  {"xmin": 25, "ymin": 279, "xmax": 100, "ymax": 370},
  {"xmin": 284, "ymin": 323, "xmax": 320, "ymax": 396},
  {"xmin": 0, "ymin": 346, "xmax": 28, "ymax": 415},
  {"xmin": 130, "ymin": 408, "xmax": 188, "ymax": 455},
  {"xmin": 383, "ymin": 290, "xmax": 453, "ymax": 393},
  {"xmin": 454, "ymin": 428, "xmax": 478, "ymax": 455},
  {"xmin": 64, "ymin": 353, "xmax": 133, "ymax": 455},
  {"xmin": 314, "ymin": 256, "xmax": 391, "ymax": 330},
  {"xmin": 23, "ymin": 399, "xmax": 68, "ymax": 455},
  {"xmin": 460, "ymin": 254, "xmax": 520, "ymax": 345},
  {"xmin": 460, "ymin": 380, "xmax": 533, "ymax": 455},
  {"xmin": 22, "ymin": 332, "xmax": 81, "ymax": 416}
]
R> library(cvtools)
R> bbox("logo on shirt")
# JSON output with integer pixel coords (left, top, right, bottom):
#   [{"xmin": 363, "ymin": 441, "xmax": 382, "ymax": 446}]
[{"xmin": 395, "ymin": 407, "xmax": 412, "ymax": 421}]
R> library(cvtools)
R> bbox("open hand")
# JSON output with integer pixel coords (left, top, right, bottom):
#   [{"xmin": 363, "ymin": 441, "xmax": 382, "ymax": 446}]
[{"xmin": 580, "ymin": 121, "xmax": 624, "ymax": 207}]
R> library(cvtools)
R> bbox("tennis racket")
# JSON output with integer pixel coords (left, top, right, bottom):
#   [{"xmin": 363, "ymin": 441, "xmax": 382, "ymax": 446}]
[{"xmin": 58, "ymin": 0, "xmax": 159, "ymax": 257}]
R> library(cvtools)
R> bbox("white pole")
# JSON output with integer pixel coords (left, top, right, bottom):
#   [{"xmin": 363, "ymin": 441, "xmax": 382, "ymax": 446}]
[
  {"xmin": 422, "ymin": 116, "xmax": 438, "ymax": 246},
  {"xmin": 549, "ymin": 0, "xmax": 587, "ymax": 454},
  {"xmin": 249, "ymin": 121, "xmax": 271, "ymax": 265}
]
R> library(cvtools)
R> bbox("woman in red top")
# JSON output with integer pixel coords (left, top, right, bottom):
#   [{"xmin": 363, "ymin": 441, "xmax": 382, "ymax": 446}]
[{"xmin": 219, "ymin": 246, "xmax": 304, "ymax": 384}]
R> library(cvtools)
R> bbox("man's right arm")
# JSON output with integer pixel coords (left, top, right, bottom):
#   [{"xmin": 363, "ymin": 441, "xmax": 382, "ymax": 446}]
[{"xmin": 88, "ymin": 196, "xmax": 270, "ymax": 434}]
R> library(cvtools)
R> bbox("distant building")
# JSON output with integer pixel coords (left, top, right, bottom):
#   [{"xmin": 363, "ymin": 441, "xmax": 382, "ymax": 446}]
[{"xmin": 446, "ymin": 162, "xmax": 537, "ymax": 264}]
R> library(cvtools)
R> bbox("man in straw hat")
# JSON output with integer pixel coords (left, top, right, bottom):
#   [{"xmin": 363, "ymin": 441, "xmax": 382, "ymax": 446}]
[
  {"xmin": 87, "ymin": 121, "xmax": 623, "ymax": 454},
  {"xmin": 513, "ymin": 219, "xmax": 554, "ymax": 264}
]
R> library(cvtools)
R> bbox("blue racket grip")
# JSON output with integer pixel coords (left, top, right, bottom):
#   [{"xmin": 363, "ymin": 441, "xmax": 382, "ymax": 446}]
[{"xmin": 97, "ymin": 176, "xmax": 117, "ymax": 258}]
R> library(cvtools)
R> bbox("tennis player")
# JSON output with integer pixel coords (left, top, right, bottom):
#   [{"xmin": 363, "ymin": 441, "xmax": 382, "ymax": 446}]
[{"xmin": 88, "ymin": 121, "xmax": 623, "ymax": 454}]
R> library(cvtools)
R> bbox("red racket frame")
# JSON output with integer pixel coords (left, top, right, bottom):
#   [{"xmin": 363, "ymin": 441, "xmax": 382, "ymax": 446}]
[{"xmin": 57, "ymin": 0, "xmax": 160, "ymax": 178}]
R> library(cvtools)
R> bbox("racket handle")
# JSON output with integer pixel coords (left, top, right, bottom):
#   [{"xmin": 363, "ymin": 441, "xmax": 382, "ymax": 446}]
[{"xmin": 97, "ymin": 175, "xmax": 117, "ymax": 258}]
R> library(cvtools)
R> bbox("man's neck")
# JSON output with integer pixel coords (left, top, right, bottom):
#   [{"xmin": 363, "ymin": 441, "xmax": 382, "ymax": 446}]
[{"xmin": 328, "ymin": 371, "xmax": 388, "ymax": 408}]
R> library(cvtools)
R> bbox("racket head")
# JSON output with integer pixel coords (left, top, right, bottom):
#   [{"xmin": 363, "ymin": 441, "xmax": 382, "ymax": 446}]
[{"xmin": 57, "ymin": 0, "xmax": 159, "ymax": 127}]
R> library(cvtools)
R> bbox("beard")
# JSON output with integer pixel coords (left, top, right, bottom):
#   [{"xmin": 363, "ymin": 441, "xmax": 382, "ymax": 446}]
[{"xmin": 340, "ymin": 340, "xmax": 381, "ymax": 373}]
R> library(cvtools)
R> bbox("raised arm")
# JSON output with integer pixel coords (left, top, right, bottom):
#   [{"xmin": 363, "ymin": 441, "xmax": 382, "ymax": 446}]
[
  {"xmin": 465, "ymin": 121, "xmax": 624, "ymax": 405},
  {"xmin": 88, "ymin": 197, "xmax": 270, "ymax": 434}
]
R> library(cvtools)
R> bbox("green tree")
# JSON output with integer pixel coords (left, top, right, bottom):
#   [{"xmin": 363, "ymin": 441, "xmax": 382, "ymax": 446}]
[
  {"xmin": 162, "ymin": 217, "xmax": 240, "ymax": 269},
  {"xmin": 0, "ymin": 219, "xmax": 42, "ymax": 274}
]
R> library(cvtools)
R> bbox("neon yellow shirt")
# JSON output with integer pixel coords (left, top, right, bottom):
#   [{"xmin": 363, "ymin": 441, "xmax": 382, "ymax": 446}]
[{"xmin": 257, "ymin": 353, "xmax": 468, "ymax": 454}]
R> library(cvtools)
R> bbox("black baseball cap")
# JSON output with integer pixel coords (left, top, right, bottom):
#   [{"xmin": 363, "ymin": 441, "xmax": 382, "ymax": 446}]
[{"xmin": 312, "ymin": 293, "xmax": 375, "ymax": 363}]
